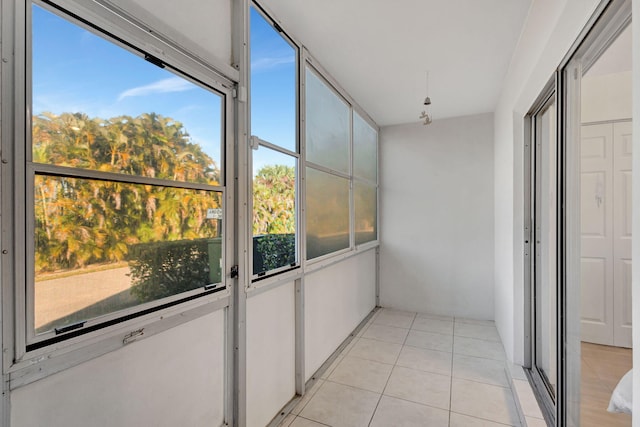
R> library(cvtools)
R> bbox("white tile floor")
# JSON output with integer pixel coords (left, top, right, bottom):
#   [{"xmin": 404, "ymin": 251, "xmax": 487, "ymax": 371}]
[{"xmin": 280, "ymin": 308, "xmax": 523, "ymax": 427}]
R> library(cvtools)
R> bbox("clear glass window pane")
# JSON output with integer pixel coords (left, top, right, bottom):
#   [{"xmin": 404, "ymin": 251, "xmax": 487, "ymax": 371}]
[
  {"xmin": 252, "ymin": 146, "xmax": 296, "ymax": 275},
  {"xmin": 32, "ymin": 4, "xmax": 222, "ymax": 185},
  {"xmin": 305, "ymin": 67, "xmax": 350, "ymax": 173},
  {"xmin": 353, "ymin": 113, "xmax": 377, "ymax": 182},
  {"xmin": 535, "ymin": 102, "xmax": 557, "ymax": 397},
  {"xmin": 354, "ymin": 181, "xmax": 377, "ymax": 245},
  {"xmin": 34, "ymin": 175, "xmax": 223, "ymax": 334},
  {"xmin": 250, "ymin": 7, "xmax": 296, "ymax": 152},
  {"xmin": 305, "ymin": 167, "xmax": 349, "ymax": 259}
]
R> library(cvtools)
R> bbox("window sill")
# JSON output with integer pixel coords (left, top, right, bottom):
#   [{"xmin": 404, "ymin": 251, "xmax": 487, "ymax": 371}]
[
  {"xmin": 303, "ymin": 243, "xmax": 378, "ymax": 275},
  {"xmin": 7, "ymin": 289, "xmax": 230, "ymax": 389}
]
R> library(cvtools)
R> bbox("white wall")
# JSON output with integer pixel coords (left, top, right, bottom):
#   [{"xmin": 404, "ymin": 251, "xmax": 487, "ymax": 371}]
[
  {"xmin": 379, "ymin": 113, "xmax": 495, "ymax": 319},
  {"xmin": 493, "ymin": 0, "xmax": 601, "ymax": 363},
  {"xmin": 246, "ymin": 282, "xmax": 296, "ymax": 427},
  {"xmin": 581, "ymin": 71, "xmax": 632, "ymax": 122},
  {"xmin": 305, "ymin": 250, "xmax": 376, "ymax": 380},
  {"xmin": 11, "ymin": 310, "xmax": 226, "ymax": 427}
]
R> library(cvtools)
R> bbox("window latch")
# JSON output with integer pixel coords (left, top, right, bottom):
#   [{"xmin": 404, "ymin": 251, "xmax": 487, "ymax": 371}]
[
  {"xmin": 123, "ymin": 328, "xmax": 145, "ymax": 345},
  {"xmin": 230, "ymin": 265, "xmax": 239, "ymax": 279},
  {"xmin": 144, "ymin": 54, "xmax": 165, "ymax": 69},
  {"xmin": 55, "ymin": 320, "xmax": 86, "ymax": 335}
]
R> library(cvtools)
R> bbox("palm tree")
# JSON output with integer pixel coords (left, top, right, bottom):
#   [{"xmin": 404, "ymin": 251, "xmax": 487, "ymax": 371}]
[{"xmin": 32, "ymin": 112, "xmax": 222, "ymax": 274}]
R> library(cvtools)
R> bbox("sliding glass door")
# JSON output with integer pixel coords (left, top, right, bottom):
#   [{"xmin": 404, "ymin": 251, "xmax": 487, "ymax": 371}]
[
  {"xmin": 527, "ymin": 2, "xmax": 632, "ymax": 426},
  {"xmin": 529, "ymin": 88, "xmax": 558, "ymax": 423}
]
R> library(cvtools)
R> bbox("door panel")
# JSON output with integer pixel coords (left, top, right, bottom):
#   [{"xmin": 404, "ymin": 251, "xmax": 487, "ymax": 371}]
[
  {"xmin": 613, "ymin": 121, "xmax": 632, "ymax": 347},
  {"xmin": 580, "ymin": 121, "xmax": 633, "ymax": 347},
  {"xmin": 580, "ymin": 123, "xmax": 614, "ymax": 345},
  {"xmin": 580, "ymin": 172, "xmax": 607, "ymax": 236},
  {"xmin": 580, "ymin": 257, "xmax": 607, "ymax": 322}
]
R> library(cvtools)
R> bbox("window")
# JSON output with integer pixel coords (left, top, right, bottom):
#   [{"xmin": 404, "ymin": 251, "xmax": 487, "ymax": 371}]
[
  {"xmin": 305, "ymin": 69, "xmax": 350, "ymax": 174},
  {"xmin": 250, "ymin": 6, "xmax": 299, "ymax": 277},
  {"xmin": 354, "ymin": 181, "xmax": 377, "ymax": 246},
  {"xmin": 304, "ymin": 65, "xmax": 379, "ymax": 260},
  {"xmin": 252, "ymin": 147, "xmax": 297, "ymax": 275},
  {"xmin": 304, "ymin": 67, "xmax": 352, "ymax": 260},
  {"xmin": 305, "ymin": 167, "xmax": 350, "ymax": 259},
  {"xmin": 528, "ymin": 90, "xmax": 557, "ymax": 421},
  {"xmin": 353, "ymin": 112, "xmax": 378, "ymax": 245},
  {"xmin": 26, "ymin": 3, "xmax": 227, "ymax": 347}
]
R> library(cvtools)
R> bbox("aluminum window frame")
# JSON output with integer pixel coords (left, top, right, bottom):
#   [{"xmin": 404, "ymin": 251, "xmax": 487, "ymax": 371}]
[
  {"xmin": 302, "ymin": 57, "xmax": 380, "ymax": 265},
  {"xmin": 302, "ymin": 61, "xmax": 354, "ymax": 264},
  {"xmin": 556, "ymin": 2, "xmax": 632, "ymax": 425},
  {"xmin": 352, "ymin": 109, "xmax": 379, "ymax": 249},
  {"xmin": 248, "ymin": 3, "xmax": 302, "ymax": 283},
  {"xmin": 525, "ymin": 79, "xmax": 558, "ymax": 426},
  {"xmin": 249, "ymin": 139, "xmax": 301, "ymax": 281},
  {"xmin": 4, "ymin": 0, "xmax": 237, "ymax": 388}
]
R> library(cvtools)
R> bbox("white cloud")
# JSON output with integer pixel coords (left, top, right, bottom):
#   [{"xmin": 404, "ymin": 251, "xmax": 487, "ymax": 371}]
[
  {"xmin": 251, "ymin": 55, "xmax": 295, "ymax": 72},
  {"xmin": 117, "ymin": 77, "xmax": 194, "ymax": 101}
]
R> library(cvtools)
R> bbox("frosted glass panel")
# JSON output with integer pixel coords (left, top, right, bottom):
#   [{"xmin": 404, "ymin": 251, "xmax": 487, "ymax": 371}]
[
  {"xmin": 306, "ymin": 167, "xmax": 349, "ymax": 259},
  {"xmin": 354, "ymin": 181, "xmax": 377, "ymax": 245},
  {"xmin": 252, "ymin": 146, "xmax": 297, "ymax": 275},
  {"xmin": 305, "ymin": 68, "xmax": 349, "ymax": 173},
  {"xmin": 353, "ymin": 113, "xmax": 377, "ymax": 182},
  {"xmin": 250, "ymin": 7, "xmax": 296, "ymax": 152}
]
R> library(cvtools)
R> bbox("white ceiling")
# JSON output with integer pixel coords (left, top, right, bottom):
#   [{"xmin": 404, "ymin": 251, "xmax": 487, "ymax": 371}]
[{"xmin": 261, "ymin": 0, "xmax": 532, "ymax": 127}]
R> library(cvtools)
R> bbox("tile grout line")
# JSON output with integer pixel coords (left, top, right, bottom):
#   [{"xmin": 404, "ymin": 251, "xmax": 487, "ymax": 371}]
[
  {"xmin": 366, "ymin": 311, "xmax": 417, "ymax": 427},
  {"xmin": 342, "ymin": 351, "xmax": 398, "ymax": 367},
  {"xmin": 449, "ymin": 317, "xmax": 458, "ymax": 427},
  {"xmin": 452, "ymin": 317, "xmax": 516, "ymax": 425},
  {"xmin": 322, "ymin": 377, "xmax": 453, "ymax": 413},
  {"xmin": 298, "ymin": 315, "xmax": 376, "ymax": 422},
  {"xmin": 295, "ymin": 414, "xmax": 332, "ymax": 426},
  {"xmin": 450, "ymin": 410, "xmax": 514, "ymax": 427},
  {"xmin": 291, "ymin": 378, "xmax": 326, "ymax": 419},
  {"xmin": 301, "ymin": 311, "xmax": 507, "ymax": 427}
]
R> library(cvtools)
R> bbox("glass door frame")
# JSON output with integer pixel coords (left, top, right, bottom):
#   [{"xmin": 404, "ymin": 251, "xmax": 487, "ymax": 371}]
[
  {"xmin": 525, "ymin": 1, "xmax": 632, "ymax": 426},
  {"xmin": 525, "ymin": 77, "xmax": 559, "ymax": 426},
  {"xmin": 558, "ymin": 2, "xmax": 632, "ymax": 425}
]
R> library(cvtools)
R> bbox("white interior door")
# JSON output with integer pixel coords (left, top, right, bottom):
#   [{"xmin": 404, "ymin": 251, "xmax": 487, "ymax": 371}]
[
  {"xmin": 580, "ymin": 121, "xmax": 633, "ymax": 347},
  {"xmin": 580, "ymin": 123, "xmax": 614, "ymax": 345},
  {"xmin": 612, "ymin": 121, "xmax": 632, "ymax": 347}
]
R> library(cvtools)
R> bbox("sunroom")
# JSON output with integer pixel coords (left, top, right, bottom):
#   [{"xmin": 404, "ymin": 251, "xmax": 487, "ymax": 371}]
[{"xmin": 0, "ymin": 0, "xmax": 638, "ymax": 426}]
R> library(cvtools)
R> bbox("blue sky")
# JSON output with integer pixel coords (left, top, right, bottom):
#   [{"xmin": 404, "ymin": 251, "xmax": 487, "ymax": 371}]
[
  {"xmin": 250, "ymin": 6, "xmax": 297, "ymax": 156},
  {"xmin": 32, "ymin": 4, "xmax": 222, "ymax": 167},
  {"xmin": 32, "ymin": 5, "xmax": 297, "ymax": 176}
]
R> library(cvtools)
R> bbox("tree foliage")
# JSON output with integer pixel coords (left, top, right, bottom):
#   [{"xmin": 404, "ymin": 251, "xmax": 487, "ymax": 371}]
[
  {"xmin": 33, "ymin": 112, "xmax": 221, "ymax": 274},
  {"xmin": 252, "ymin": 164, "xmax": 296, "ymax": 274},
  {"xmin": 33, "ymin": 111, "xmax": 300, "ymax": 287},
  {"xmin": 253, "ymin": 164, "xmax": 295, "ymax": 235}
]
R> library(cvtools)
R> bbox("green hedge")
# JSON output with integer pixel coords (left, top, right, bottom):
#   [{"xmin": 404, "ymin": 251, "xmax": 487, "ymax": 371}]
[
  {"xmin": 253, "ymin": 234, "xmax": 295, "ymax": 275},
  {"xmin": 127, "ymin": 238, "xmax": 221, "ymax": 303}
]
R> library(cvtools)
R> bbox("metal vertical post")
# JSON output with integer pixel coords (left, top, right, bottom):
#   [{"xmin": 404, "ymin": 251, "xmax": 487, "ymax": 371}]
[{"xmin": 232, "ymin": 0, "xmax": 250, "ymax": 425}]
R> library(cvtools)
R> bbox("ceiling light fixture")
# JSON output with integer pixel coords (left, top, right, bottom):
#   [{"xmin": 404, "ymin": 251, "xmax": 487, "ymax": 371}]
[
  {"xmin": 420, "ymin": 71, "xmax": 433, "ymax": 125},
  {"xmin": 419, "ymin": 110, "xmax": 432, "ymax": 125}
]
